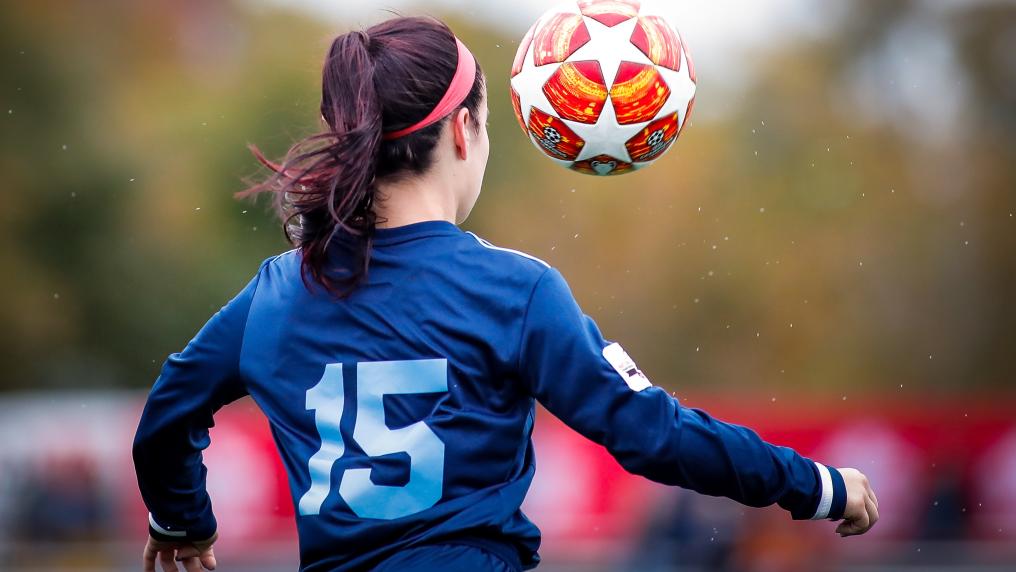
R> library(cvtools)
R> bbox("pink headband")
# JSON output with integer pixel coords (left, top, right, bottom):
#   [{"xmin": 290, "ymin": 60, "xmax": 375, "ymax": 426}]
[{"xmin": 382, "ymin": 37, "xmax": 477, "ymax": 140}]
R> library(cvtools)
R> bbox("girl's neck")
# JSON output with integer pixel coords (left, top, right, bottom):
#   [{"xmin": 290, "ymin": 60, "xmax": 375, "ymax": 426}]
[{"xmin": 374, "ymin": 168, "xmax": 458, "ymax": 228}]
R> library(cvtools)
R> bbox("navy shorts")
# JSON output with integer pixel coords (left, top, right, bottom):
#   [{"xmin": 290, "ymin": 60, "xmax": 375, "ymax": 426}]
[{"xmin": 373, "ymin": 542, "xmax": 522, "ymax": 572}]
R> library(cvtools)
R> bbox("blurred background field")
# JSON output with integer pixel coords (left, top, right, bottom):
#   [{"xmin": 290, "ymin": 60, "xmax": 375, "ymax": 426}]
[{"xmin": 1, "ymin": 0, "xmax": 1014, "ymax": 570}]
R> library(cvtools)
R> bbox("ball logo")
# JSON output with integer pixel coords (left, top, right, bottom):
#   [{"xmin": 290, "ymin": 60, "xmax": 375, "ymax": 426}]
[
  {"xmin": 647, "ymin": 129, "xmax": 664, "ymax": 149},
  {"xmin": 540, "ymin": 126, "xmax": 563, "ymax": 154},
  {"xmin": 510, "ymin": 0, "xmax": 696, "ymax": 176},
  {"xmin": 591, "ymin": 158, "xmax": 616, "ymax": 175},
  {"xmin": 572, "ymin": 154, "xmax": 633, "ymax": 176}
]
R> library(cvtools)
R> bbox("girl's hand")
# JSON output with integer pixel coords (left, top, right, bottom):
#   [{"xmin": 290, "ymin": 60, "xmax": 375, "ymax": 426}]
[
  {"xmin": 142, "ymin": 532, "xmax": 218, "ymax": 572},
  {"xmin": 835, "ymin": 468, "xmax": 879, "ymax": 537}
]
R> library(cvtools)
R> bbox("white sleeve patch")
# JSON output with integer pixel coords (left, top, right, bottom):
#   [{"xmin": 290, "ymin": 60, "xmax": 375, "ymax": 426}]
[{"xmin": 602, "ymin": 343, "xmax": 652, "ymax": 391}]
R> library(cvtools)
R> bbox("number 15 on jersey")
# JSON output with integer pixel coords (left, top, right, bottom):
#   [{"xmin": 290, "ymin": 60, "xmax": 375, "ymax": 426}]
[{"xmin": 298, "ymin": 359, "xmax": 448, "ymax": 520}]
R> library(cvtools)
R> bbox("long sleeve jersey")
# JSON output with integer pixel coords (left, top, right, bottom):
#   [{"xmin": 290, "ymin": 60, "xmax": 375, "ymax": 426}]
[{"xmin": 133, "ymin": 220, "xmax": 846, "ymax": 571}]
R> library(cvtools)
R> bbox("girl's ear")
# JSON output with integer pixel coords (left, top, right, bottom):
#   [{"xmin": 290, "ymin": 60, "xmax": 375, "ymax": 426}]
[{"xmin": 451, "ymin": 107, "xmax": 471, "ymax": 161}]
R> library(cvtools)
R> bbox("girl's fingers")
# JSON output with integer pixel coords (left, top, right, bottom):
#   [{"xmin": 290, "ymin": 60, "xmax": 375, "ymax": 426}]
[
  {"xmin": 143, "ymin": 545, "xmax": 158, "ymax": 572},
  {"xmin": 199, "ymin": 550, "xmax": 217, "ymax": 570},
  {"xmin": 836, "ymin": 508, "xmax": 870, "ymax": 536},
  {"xmin": 159, "ymin": 550, "xmax": 179, "ymax": 572},
  {"xmin": 866, "ymin": 494, "xmax": 880, "ymax": 528},
  {"xmin": 176, "ymin": 546, "xmax": 200, "ymax": 559}
]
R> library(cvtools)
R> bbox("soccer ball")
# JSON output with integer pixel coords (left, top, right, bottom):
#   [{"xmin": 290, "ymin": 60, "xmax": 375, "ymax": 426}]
[{"xmin": 509, "ymin": 0, "xmax": 696, "ymax": 176}]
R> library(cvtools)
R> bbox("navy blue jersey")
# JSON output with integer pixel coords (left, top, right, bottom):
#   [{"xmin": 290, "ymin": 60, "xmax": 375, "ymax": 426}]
[{"xmin": 133, "ymin": 220, "xmax": 846, "ymax": 571}]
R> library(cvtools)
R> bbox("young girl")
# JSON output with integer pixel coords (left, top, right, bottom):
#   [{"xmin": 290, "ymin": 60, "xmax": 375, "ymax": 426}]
[{"xmin": 133, "ymin": 16, "xmax": 878, "ymax": 572}]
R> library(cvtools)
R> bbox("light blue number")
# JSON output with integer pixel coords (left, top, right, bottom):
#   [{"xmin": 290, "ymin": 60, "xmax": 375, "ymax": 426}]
[
  {"xmin": 341, "ymin": 359, "xmax": 447, "ymax": 519},
  {"xmin": 298, "ymin": 363, "xmax": 345, "ymax": 516},
  {"xmin": 298, "ymin": 359, "xmax": 448, "ymax": 520}
]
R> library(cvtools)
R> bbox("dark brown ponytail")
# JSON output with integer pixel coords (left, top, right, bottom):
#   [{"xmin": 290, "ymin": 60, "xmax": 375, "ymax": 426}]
[{"xmin": 237, "ymin": 17, "xmax": 485, "ymax": 297}]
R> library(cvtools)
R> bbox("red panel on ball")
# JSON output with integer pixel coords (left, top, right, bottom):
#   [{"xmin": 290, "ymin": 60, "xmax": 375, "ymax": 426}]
[
  {"xmin": 609, "ymin": 62, "xmax": 670, "ymax": 125},
  {"xmin": 526, "ymin": 107, "xmax": 585, "ymax": 161},
  {"xmin": 543, "ymin": 61, "xmax": 608, "ymax": 124},
  {"xmin": 577, "ymin": 0, "xmax": 641, "ymax": 27},
  {"xmin": 629, "ymin": 16, "xmax": 682, "ymax": 71},
  {"xmin": 512, "ymin": 22, "xmax": 537, "ymax": 77},
  {"xmin": 532, "ymin": 13, "xmax": 590, "ymax": 66},
  {"xmin": 570, "ymin": 154, "xmax": 634, "ymax": 176},
  {"xmin": 625, "ymin": 111, "xmax": 679, "ymax": 162},
  {"xmin": 510, "ymin": 87, "xmax": 526, "ymax": 133}
]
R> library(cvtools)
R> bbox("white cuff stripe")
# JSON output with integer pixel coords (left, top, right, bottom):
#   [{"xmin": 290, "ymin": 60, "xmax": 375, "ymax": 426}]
[
  {"xmin": 149, "ymin": 513, "xmax": 186, "ymax": 537},
  {"xmin": 811, "ymin": 462, "xmax": 834, "ymax": 520}
]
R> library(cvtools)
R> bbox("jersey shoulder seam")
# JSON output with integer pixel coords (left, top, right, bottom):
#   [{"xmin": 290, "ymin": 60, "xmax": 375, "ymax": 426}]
[{"xmin": 464, "ymin": 231, "xmax": 551, "ymax": 269}]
